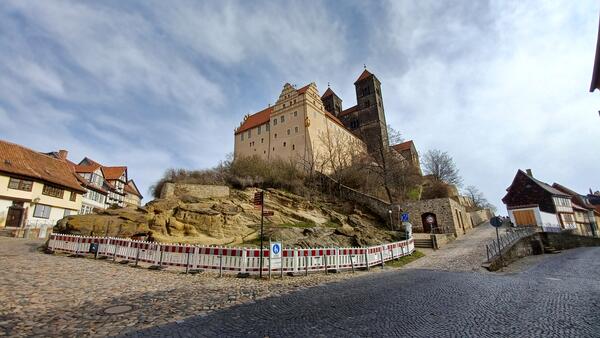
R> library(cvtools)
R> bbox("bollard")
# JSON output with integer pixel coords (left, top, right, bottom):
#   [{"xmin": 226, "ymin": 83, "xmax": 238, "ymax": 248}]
[
  {"xmin": 365, "ymin": 250, "xmax": 370, "ymax": 271},
  {"xmin": 351, "ymin": 255, "xmax": 355, "ymax": 274},
  {"xmin": 380, "ymin": 248, "xmax": 385, "ymax": 269}
]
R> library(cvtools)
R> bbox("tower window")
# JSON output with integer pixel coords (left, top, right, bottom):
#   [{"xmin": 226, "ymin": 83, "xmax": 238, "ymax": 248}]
[
  {"xmin": 274, "ymin": 133, "xmax": 277, "ymax": 138},
  {"xmin": 283, "ymin": 103, "xmax": 286, "ymax": 108},
  {"xmin": 294, "ymin": 111, "xmax": 298, "ymax": 117},
  {"xmin": 274, "ymin": 119, "xmax": 278, "ymax": 125},
  {"xmin": 280, "ymin": 115, "xmax": 285, "ymax": 123},
  {"xmin": 283, "ymin": 142, "xmax": 286, "ymax": 147},
  {"xmin": 295, "ymin": 126, "xmax": 299, "ymax": 133},
  {"xmin": 261, "ymin": 138, "xmax": 264, "ymax": 143},
  {"xmin": 287, "ymin": 129, "xmax": 290, "ymax": 135},
  {"xmin": 292, "ymin": 144, "xmax": 295, "ymax": 150},
  {"xmin": 273, "ymin": 147, "xmax": 275, "ymax": 151}
]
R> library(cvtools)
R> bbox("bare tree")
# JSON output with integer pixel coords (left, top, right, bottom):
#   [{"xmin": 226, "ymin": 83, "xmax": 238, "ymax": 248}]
[
  {"xmin": 422, "ymin": 149, "xmax": 462, "ymax": 186},
  {"xmin": 387, "ymin": 124, "xmax": 404, "ymax": 146},
  {"xmin": 463, "ymin": 185, "xmax": 497, "ymax": 213}
]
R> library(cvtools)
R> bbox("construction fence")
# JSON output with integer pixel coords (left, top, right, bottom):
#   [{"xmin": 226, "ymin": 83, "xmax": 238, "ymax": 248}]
[{"xmin": 48, "ymin": 234, "xmax": 415, "ymax": 276}]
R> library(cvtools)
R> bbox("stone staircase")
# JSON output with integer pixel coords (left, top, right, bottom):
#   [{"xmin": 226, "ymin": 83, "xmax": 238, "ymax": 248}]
[
  {"xmin": 544, "ymin": 246, "xmax": 562, "ymax": 254},
  {"xmin": 413, "ymin": 238, "xmax": 434, "ymax": 248}
]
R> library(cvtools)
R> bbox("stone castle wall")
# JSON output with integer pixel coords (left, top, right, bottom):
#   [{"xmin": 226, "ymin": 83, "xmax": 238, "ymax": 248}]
[
  {"xmin": 160, "ymin": 183, "xmax": 230, "ymax": 200},
  {"xmin": 469, "ymin": 209, "xmax": 494, "ymax": 226}
]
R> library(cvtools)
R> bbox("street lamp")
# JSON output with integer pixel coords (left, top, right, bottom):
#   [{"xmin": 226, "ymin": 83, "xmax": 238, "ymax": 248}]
[{"xmin": 388, "ymin": 209, "xmax": 393, "ymax": 230}]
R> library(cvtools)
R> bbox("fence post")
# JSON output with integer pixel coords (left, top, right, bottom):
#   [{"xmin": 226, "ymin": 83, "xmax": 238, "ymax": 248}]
[
  {"xmin": 324, "ymin": 252, "xmax": 328, "ymax": 275},
  {"xmin": 185, "ymin": 249, "xmax": 191, "ymax": 274},
  {"xmin": 351, "ymin": 255, "xmax": 355, "ymax": 273},
  {"xmin": 305, "ymin": 255, "xmax": 309, "ymax": 276},
  {"xmin": 113, "ymin": 239, "xmax": 118, "ymax": 261},
  {"xmin": 135, "ymin": 245, "xmax": 140, "ymax": 266},
  {"xmin": 241, "ymin": 248, "xmax": 247, "ymax": 274},
  {"xmin": 219, "ymin": 253, "xmax": 223, "ymax": 278},
  {"xmin": 365, "ymin": 249, "xmax": 370, "ymax": 271},
  {"xmin": 380, "ymin": 246, "xmax": 385, "ymax": 269},
  {"xmin": 158, "ymin": 245, "xmax": 163, "ymax": 267}
]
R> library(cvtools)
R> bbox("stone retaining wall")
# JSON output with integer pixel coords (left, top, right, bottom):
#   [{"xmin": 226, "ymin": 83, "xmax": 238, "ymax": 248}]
[{"xmin": 469, "ymin": 209, "xmax": 493, "ymax": 226}]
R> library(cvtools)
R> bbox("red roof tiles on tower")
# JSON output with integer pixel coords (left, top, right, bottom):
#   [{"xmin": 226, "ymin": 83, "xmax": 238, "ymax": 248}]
[{"xmin": 354, "ymin": 69, "xmax": 373, "ymax": 84}]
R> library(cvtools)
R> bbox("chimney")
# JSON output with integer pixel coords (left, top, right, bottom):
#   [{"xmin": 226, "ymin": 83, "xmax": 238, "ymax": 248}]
[
  {"xmin": 526, "ymin": 169, "xmax": 533, "ymax": 177},
  {"xmin": 58, "ymin": 150, "xmax": 68, "ymax": 160}
]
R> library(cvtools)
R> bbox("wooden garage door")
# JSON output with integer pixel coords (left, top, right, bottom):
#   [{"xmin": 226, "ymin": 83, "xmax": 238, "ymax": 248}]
[{"xmin": 513, "ymin": 210, "xmax": 536, "ymax": 226}]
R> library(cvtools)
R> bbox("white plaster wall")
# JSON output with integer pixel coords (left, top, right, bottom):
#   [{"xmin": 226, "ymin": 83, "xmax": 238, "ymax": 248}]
[{"xmin": 539, "ymin": 211, "xmax": 560, "ymax": 227}]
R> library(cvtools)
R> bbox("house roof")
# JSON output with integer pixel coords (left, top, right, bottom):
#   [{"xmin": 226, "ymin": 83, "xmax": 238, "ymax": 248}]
[
  {"xmin": 296, "ymin": 84, "xmax": 310, "ymax": 94},
  {"xmin": 324, "ymin": 111, "xmax": 346, "ymax": 129},
  {"xmin": 339, "ymin": 105, "xmax": 358, "ymax": 118},
  {"xmin": 527, "ymin": 173, "xmax": 569, "ymax": 197},
  {"xmin": 102, "ymin": 166, "xmax": 127, "ymax": 180},
  {"xmin": 321, "ymin": 88, "xmax": 336, "ymax": 98},
  {"xmin": 73, "ymin": 165, "xmax": 99, "ymax": 173},
  {"xmin": 591, "ymin": 17, "xmax": 600, "ymax": 92},
  {"xmin": 354, "ymin": 69, "xmax": 373, "ymax": 84},
  {"xmin": 0, "ymin": 139, "xmax": 86, "ymax": 193},
  {"xmin": 124, "ymin": 179, "xmax": 143, "ymax": 198},
  {"xmin": 391, "ymin": 140, "xmax": 415, "ymax": 153},
  {"xmin": 235, "ymin": 106, "xmax": 273, "ymax": 135}
]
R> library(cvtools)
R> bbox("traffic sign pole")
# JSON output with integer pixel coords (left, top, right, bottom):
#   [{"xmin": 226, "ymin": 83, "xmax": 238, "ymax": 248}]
[{"xmin": 259, "ymin": 191, "xmax": 265, "ymax": 279}]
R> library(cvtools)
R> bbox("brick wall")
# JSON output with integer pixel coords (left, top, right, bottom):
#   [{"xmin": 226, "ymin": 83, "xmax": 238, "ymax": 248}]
[{"xmin": 160, "ymin": 183, "xmax": 230, "ymax": 200}]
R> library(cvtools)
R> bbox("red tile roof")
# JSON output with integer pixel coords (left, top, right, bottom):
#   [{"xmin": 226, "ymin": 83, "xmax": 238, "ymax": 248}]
[
  {"xmin": 321, "ymin": 88, "xmax": 336, "ymax": 98},
  {"xmin": 73, "ymin": 165, "xmax": 98, "ymax": 173},
  {"xmin": 124, "ymin": 179, "xmax": 143, "ymax": 198},
  {"xmin": 235, "ymin": 106, "xmax": 273, "ymax": 135},
  {"xmin": 296, "ymin": 84, "xmax": 310, "ymax": 94},
  {"xmin": 339, "ymin": 105, "xmax": 358, "ymax": 117},
  {"xmin": 102, "ymin": 166, "xmax": 127, "ymax": 180},
  {"xmin": 391, "ymin": 140, "xmax": 415, "ymax": 153},
  {"xmin": 0, "ymin": 139, "xmax": 86, "ymax": 193},
  {"xmin": 354, "ymin": 69, "xmax": 373, "ymax": 84}
]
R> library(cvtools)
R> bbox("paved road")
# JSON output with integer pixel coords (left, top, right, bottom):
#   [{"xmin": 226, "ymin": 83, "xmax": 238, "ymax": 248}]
[
  {"xmin": 124, "ymin": 247, "xmax": 600, "ymax": 337},
  {"xmin": 407, "ymin": 223, "xmax": 499, "ymax": 272}
]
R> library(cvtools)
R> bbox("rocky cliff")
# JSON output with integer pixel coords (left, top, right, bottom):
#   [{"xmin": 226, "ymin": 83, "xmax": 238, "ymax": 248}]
[{"xmin": 54, "ymin": 188, "xmax": 400, "ymax": 247}]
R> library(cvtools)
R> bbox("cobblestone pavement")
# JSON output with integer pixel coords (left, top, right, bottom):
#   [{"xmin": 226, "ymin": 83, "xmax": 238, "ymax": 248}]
[
  {"xmin": 0, "ymin": 237, "xmax": 399, "ymax": 337},
  {"xmin": 125, "ymin": 247, "xmax": 600, "ymax": 337},
  {"xmin": 407, "ymin": 222, "xmax": 500, "ymax": 272}
]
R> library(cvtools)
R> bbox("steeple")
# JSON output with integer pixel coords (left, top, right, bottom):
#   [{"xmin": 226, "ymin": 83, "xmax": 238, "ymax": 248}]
[{"xmin": 321, "ymin": 87, "xmax": 343, "ymax": 116}]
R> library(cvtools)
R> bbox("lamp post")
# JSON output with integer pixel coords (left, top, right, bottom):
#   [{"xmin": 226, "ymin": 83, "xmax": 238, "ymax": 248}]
[{"xmin": 388, "ymin": 209, "xmax": 393, "ymax": 231}]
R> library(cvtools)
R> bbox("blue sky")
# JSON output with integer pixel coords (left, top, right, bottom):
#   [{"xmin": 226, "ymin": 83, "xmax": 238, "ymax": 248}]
[{"xmin": 0, "ymin": 1, "xmax": 598, "ymax": 209}]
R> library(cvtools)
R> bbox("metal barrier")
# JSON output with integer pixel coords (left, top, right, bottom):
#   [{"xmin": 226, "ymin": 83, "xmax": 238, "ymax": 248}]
[
  {"xmin": 48, "ymin": 234, "xmax": 415, "ymax": 275},
  {"xmin": 485, "ymin": 227, "xmax": 536, "ymax": 262}
]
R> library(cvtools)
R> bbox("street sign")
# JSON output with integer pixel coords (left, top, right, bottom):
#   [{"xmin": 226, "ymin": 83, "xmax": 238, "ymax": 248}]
[
  {"xmin": 490, "ymin": 216, "xmax": 503, "ymax": 228},
  {"xmin": 270, "ymin": 242, "xmax": 282, "ymax": 269},
  {"xmin": 253, "ymin": 191, "xmax": 263, "ymax": 206},
  {"xmin": 426, "ymin": 215, "xmax": 435, "ymax": 225},
  {"xmin": 401, "ymin": 213, "xmax": 409, "ymax": 222},
  {"xmin": 262, "ymin": 211, "xmax": 274, "ymax": 216}
]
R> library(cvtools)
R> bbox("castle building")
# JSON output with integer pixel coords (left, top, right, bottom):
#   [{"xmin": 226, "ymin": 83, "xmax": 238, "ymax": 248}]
[{"xmin": 234, "ymin": 69, "xmax": 415, "ymax": 172}]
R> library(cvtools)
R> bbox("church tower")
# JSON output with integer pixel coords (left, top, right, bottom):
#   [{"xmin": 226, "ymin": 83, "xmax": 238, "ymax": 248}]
[
  {"xmin": 321, "ymin": 87, "xmax": 343, "ymax": 116},
  {"xmin": 350, "ymin": 69, "xmax": 389, "ymax": 153}
]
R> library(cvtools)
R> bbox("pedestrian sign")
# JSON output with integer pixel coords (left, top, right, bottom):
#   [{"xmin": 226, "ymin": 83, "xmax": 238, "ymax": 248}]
[
  {"xmin": 270, "ymin": 241, "xmax": 282, "ymax": 269},
  {"xmin": 401, "ymin": 213, "xmax": 409, "ymax": 222}
]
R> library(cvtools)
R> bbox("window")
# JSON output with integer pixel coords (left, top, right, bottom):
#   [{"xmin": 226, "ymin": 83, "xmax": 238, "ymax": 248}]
[
  {"xmin": 294, "ymin": 111, "xmax": 298, "ymax": 117},
  {"xmin": 261, "ymin": 138, "xmax": 264, "ymax": 143},
  {"xmin": 42, "ymin": 185, "xmax": 64, "ymax": 198},
  {"xmin": 241, "ymin": 133, "xmax": 244, "ymax": 141},
  {"xmin": 293, "ymin": 99, "xmax": 296, "ymax": 104},
  {"xmin": 33, "ymin": 204, "xmax": 51, "ymax": 219},
  {"xmin": 8, "ymin": 178, "xmax": 33, "ymax": 191},
  {"xmin": 274, "ymin": 119, "xmax": 278, "ymax": 126},
  {"xmin": 283, "ymin": 103, "xmax": 286, "ymax": 108},
  {"xmin": 274, "ymin": 133, "xmax": 277, "ymax": 138},
  {"xmin": 69, "ymin": 191, "xmax": 76, "ymax": 202},
  {"xmin": 248, "ymin": 129, "xmax": 251, "ymax": 138},
  {"xmin": 273, "ymin": 147, "xmax": 275, "ymax": 151},
  {"xmin": 361, "ymin": 86, "xmax": 370, "ymax": 96},
  {"xmin": 295, "ymin": 126, "xmax": 299, "ymax": 133},
  {"xmin": 280, "ymin": 115, "xmax": 285, "ymax": 123},
  {"xmin": 266, "ymin": 123, "xmax": 270, "ymax": 131},
  {"xmin": 283, "ymin": 142, "xmax": 286, "ymax": 147},
  {"xmin": 292, "ymin": 144, "xmax": 295, "ymax": 150},
  {"xmin": 264, "ymin": 150, "xmax": 266, "ymax": 154},
  {"xmin": 287, "ymin": 129, "xmax": 291, "ymax": 135},
  {"xmin": 258, "ymin": 125, "xmax": 261, "ymax": 134}
]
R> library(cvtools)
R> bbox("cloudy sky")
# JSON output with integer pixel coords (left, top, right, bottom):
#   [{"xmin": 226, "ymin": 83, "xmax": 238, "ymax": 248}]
[{"xmin": 1, "ymin": 1, "xmax": 598, "ymax": 209}]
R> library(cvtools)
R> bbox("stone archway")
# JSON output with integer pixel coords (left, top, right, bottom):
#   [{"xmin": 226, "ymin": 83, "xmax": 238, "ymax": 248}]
[{"xmin": 421, "ymin": 212, "xmax": 438, "ymax": 233}]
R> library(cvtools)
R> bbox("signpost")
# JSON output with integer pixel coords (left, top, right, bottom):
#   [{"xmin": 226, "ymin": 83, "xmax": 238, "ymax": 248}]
[
  {"xmin": 254, "ymin": 191, "xmax": 265, "ymax": 278},
  {"xmin": 401, "ymin": 213, "xmax": 409, "ymax": 223},
  {"xmin": 490, "ymin": 216, "xmax": 504, "ymax": 269}
]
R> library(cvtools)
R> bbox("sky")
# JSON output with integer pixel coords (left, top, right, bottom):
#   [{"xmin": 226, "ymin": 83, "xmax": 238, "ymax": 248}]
[{"xmin": 0, "ymin": 1, "xmax": 598, "ymax": 210}]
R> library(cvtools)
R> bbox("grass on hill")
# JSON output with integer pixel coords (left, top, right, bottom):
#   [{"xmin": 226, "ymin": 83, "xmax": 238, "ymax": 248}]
[{"xmin": 384, "ymin": 250, "xmax": 425, "ymax": 268}]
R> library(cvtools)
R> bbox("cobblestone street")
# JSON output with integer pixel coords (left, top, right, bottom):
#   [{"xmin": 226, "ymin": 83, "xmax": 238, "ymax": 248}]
[
  {"xmin": 0, "ymin": 237, "xmax": 387, "ymax": 337},
  {"xmin": 126, "ymin": 247, "xmax": 600, "ymax": 337}
]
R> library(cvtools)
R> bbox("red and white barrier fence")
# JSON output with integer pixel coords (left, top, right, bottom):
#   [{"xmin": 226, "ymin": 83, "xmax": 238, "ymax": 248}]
[{"xmin": 48, "ymin": 234, "xmax": 415, "ymax": 275}]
